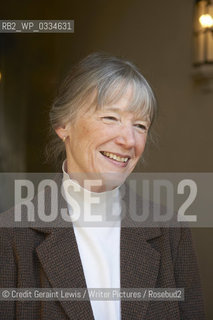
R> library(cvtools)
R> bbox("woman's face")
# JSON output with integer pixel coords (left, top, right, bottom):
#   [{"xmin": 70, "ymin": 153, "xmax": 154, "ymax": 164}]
[{"xmin": 57, "ymin": 87, "xmax": 150, "ymax": 191}]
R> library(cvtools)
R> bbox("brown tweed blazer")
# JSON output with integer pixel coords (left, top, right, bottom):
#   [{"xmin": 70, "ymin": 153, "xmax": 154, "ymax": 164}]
[{"xmin": 0, "ymin": 182, "xmax": 205, "ymax": 319}]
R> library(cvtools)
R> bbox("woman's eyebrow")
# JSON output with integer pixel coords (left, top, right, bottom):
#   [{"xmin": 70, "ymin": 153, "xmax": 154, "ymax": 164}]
[
  {"xmin": 101, "ymin": 107, "xmax": 121, "ymax": 112},
  {"xmin": 135, "ymin": 117, "xmax": 149, "ymax": 122}
]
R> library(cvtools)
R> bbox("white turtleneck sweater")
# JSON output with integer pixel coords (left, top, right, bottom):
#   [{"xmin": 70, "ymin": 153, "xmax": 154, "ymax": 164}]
[{"xmin": 62, "ymin": 162, "xmax": 121, "ymax": 320}]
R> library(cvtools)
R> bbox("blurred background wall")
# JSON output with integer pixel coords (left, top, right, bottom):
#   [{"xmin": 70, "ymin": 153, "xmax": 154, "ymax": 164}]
[{"xmin": 0, "ymin": 0, "xmax": 213, "ymax": 318}]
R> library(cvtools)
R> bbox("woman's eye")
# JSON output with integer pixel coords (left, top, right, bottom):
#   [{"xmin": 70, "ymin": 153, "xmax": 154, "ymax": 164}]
[
  {"xmin": 134, "ymin": 124, "xmax": 148, "ymax": 132},
  {"xmin": 102, "ymin": 116, "xmax": 118, "ymax": 121}
]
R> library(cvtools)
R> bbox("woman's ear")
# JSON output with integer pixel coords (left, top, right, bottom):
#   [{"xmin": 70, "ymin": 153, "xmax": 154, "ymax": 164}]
[{"xmin": 55, "ymin": 124, "xmax": 70, "ymax": 141}]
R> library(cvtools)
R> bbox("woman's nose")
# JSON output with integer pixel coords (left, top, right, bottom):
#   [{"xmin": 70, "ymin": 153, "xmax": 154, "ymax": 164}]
[{"xmin": 114, "ymin": 125, "xmax": 136, "ymax": 149}]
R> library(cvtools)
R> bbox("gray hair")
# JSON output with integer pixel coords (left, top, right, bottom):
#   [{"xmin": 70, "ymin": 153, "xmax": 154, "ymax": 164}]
[{"xmin": 47, "ymin": 52, "xmax": 157, "ymax": 166}]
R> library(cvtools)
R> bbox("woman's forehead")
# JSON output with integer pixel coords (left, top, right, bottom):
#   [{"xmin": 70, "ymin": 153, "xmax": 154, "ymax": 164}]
[
  {"xmin": 97, "ymin": 83, "xmax": 151, "ymax": 116},
  {"xmin": 77, "ymin": 82, "xmax": 152, "ymax": 122},
  {"xmin": 100, "ymin": 105, "xmax": 149, "ymax": 119}
]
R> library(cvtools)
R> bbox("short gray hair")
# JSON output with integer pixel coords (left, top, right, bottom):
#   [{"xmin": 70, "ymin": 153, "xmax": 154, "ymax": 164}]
[{"xmin": 47, "ymin": 52, "xmax": 157, "ymax": 166}]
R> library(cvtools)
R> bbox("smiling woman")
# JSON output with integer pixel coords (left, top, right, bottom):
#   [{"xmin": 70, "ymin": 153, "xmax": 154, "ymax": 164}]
[
  {"xmin": 48, "ymin": 52, "xmax": 157, "ymax": 191},
  {"xmin": 0, "ymin": 53, "xmax": 205, "ymax": 320},
  {"xmin": 48, "ymin": 52, "xmax": 157, "ymax": 174}
]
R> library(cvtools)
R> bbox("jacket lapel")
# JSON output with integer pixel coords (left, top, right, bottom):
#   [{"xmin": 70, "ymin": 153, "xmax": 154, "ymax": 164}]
[
  {"xmin": 34, "ymin": 227, "xmax": 95, "ymax": 319},
  {"xmin": 120, "ymin": 184, "xmax": 162, "ymax": 320},
  {"xmin": 31, "ymin": 175, "xmax": 94, "ymax": 319},
  {"xmin": 120, "ymin": 226, "xmax": 161, "ymax": 320}
]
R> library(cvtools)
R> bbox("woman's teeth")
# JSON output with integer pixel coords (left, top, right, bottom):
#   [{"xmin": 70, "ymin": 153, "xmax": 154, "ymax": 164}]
[{"xmin": 101, "ymin": 151, "xmax": 129, "ymax": 163}]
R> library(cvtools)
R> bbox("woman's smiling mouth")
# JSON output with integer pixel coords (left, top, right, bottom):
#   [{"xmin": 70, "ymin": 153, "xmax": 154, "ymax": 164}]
[{"xmin": 100, "ymin": 151, "xmax": 130, "ymax": 166}]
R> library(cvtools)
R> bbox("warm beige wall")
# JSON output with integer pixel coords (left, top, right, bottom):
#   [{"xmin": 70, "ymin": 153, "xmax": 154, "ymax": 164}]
[{"xmin": 52, "ymin": 0, "xmax": 213, "ymax": 173}]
